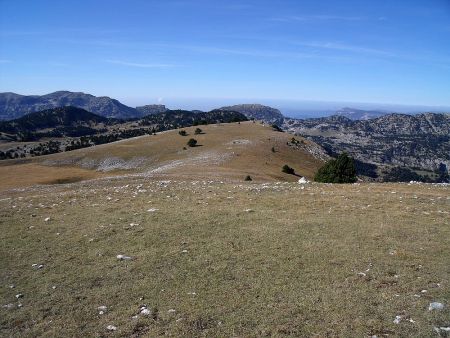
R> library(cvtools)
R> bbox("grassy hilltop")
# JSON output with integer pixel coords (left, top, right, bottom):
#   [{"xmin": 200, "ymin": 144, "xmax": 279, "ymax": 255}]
[
  {"xmin": 0, "ymin": 122, "xmax": 325, "ymax": 190},
  {"xmin": 0, "ymin": 122, "xmax": 449, "ymax": 337}
]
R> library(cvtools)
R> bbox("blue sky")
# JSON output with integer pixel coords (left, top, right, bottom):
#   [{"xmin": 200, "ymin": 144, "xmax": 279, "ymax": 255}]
[{"xmin": 1, "ymin": 0, "xmax": 450, "ymax": 110}]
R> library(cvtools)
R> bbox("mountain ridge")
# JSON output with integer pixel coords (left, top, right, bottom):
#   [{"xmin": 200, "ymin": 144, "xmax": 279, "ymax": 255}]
[{"xmin": 0, "ymin": 91, "xmax": 141, "ymax": 120}]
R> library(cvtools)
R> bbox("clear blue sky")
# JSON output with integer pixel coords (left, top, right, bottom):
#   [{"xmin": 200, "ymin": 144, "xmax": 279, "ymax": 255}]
[{"xmin": 1, "ymin": 0, "xmax": 449, "ymax": 108}]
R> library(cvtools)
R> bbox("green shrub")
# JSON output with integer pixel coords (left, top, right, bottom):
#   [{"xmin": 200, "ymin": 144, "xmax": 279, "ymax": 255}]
[
  {"xmin": 187, "ymin": 138, "xmax": 198, "ymax": 147},
  {"xmin": 272, "ymin": 124, "xmax": 283, "ymax": 132},
  {"xmin": 314, "ymin": 153, "xmax": 357, "ymax": 183},
  {"xmin": 178, "ymin": 130, "xmax": 187, "ymax": 136},
  {"xmin": 194, "ymin": 128, "xmax": 203, "ymax": 135},
  {"xmin": 282, "ymin": 164, "xmax": 295, "ymax": 175}
]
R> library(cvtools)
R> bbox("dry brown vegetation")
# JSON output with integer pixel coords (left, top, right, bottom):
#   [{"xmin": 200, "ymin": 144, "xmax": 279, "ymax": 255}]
[
  {"xmin": 0, "ymin": 122, "xmax": 325, "ymax": 190},
  {"xmin": 0, "ymin": 122, "xmax": 449, "ymax": 337}
]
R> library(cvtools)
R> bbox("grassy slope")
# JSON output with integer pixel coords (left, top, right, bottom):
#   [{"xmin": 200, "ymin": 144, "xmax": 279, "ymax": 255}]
[
  {"xmin": 0, "ymin": 179, "xmax": 449, "ymax": 337},
  {"xmin": 0, "ymin": 122, "xmax": 324, "ymax": 190}
]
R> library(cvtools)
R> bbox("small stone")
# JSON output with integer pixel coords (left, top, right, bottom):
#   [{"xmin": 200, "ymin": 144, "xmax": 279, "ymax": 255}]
[
  {"xmin": 168, "ymin": 309, "xmax": 176, "ymax": 313},
  {"xmin": 147, "ymin": 208, "xmax": 159, "ymax": 212},
  {"xmin": 298, "ymin": 177, "xmax": 309, "ymax": 184},
  {"xmin": 428, "ymin": 302, "xmax": 444, "ymax": 311},
  {"xmin": 393, "ymin": 315, "xmax": 402, "ymax": 324},
  {"xmin": 44, "ymin": 217, "xmax": 51, "ymax": 222},
  {"xmin": 15, "ymin": 293, "xmax": 23, "ymax": 299},
  {"xmin": 106, "ymin": 325, "xmax": 117, "ymax": 331},
  {"xmin": 140, "ymin": 308, "xmax": 151, "ymax": 315},
  {"xmin": 116, "ymin": 254, "xmax": 132, "ymax": 260},
  {"xmin": 52, "ymin": 286, "xmax": 57, "ymax": 290}
]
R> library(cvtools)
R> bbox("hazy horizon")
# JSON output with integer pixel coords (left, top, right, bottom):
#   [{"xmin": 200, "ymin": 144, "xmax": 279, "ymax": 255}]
[
  {"xmin": 1, "ymin": 0, "xmax": 450, "ymax": 108},
  {"xmin": 3, "ymin": 89, "xmax": 450, "ymax": 118}
]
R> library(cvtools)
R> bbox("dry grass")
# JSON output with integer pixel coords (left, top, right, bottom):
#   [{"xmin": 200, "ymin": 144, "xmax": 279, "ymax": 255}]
[
  {"xmin": 0, "ymin": 122, "xmax": 325, "ymax": 191},
  {"xmin": 0, "ymin": 178, "xmax": 449, "ymax": 337}
]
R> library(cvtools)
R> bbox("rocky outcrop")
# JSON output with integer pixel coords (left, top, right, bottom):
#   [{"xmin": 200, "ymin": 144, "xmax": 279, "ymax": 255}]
[{"xmin": 284, "ymin": 113, "xmax": 450, "ymax": 172}]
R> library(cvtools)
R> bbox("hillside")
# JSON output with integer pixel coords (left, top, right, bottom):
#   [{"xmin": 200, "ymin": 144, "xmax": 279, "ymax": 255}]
[
  {"xmin": 135, "ymin": 104, "xmax": 168, "ymax": 115},
  {"xmin": 219, "ymin": 104, "xmax": 285, "ymax": 125},
  {"xmin": 0, "ymin": 108, "xmax": 248, "ymax": 158},
  {"xmin": 284, "ymin": 113, "xmax": 450, "ymax": 180},
  {"xmin": 0, "ymin": 91, "xmax": 141, "ymax": 120},
  {"xmin": 0, "ymin": 121, "xmax": 327, "ymax": 190},
  {"xmin": 0, "ymin": 106, "xmax": 110, "ymax": 133}
]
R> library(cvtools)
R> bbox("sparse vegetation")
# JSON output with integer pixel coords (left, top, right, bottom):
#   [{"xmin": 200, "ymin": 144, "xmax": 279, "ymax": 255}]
[
  {"xmin": 244, "ymin": 175, "xmax": 252, "ymax": 181},
  {"xmin": 187, "ymin": 138, "xmax": 197, "ymax": 147},
  {"xmin": 314, "ymin": 152, "xmax": 357, "ymax": 183},
  {"xmin": 282, "ymin": 164, "xmax": 295, "ymax": 175},
  {"xmin": 0, "ymin": 180, "xmax": 448, "ymax": 337},
  {"xmin": 178, "ymin": 130, "xmax": 187, "ymax": 136},
  {"xmin": 271, "ymin": 124, "xmax": 283, "ymax": 132},
  {"xmin": 194, "ymin": 128, "xmax": 203, "ymax": 135}
]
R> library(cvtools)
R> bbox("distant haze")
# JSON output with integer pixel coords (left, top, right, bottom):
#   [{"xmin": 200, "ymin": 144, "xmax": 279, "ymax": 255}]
[{"xmin": 120, "ymin": 97, "xmax": 450, "ymax": 119}]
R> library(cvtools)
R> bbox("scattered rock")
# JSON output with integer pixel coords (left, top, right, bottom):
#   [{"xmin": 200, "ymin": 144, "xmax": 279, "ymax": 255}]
[
  {"xmin": 140, "ymin": 307, "xmax": 151, "ymax": 316},
  {"xmin": 393, "ymin": 315, "xmax": 402, "ymax": 324},
  {"xmin": 428, "ymin": 302, "xmax": 444, "ymax": 311},
  {"xmin": 147, "ymin": 208, "xmax": 159, "ymax": 212},
  {"xmin": 15, "ymin": 293, "xmax": 23, "ymax": 299},
  {"xmin": 44, "ymin": 217, "xmax": 51, "ymax": 222},
  {"xmin": 117, "ymin": 254, "xmax": 132, "ymax": 260},
  {"xmin": 106, "ymin": 325, "xmax": 117, "ymax": 331},
  {"xmin": 434, "ymin": 326, "xmax": 450, "ymax": 333},
  {"xmin": 298, "ymin": 177, "xmax": 309, "ymax": 184},
  {"xmin": 168, "ymin": 309, "xmax": 176, "ymax": 313}
]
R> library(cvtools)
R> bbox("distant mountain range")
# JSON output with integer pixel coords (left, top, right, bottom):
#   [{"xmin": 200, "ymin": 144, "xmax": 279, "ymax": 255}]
[
  {"xmin": 335, "ymin": 107, "xmax": 388, "ymax": 120},
  {"xmin": 218, "ymin": 104, "xmax": 285, "ymax": 125},
  {"xmin": 1, "ymin": 94, "xmax": 449, "ymax": 182},
  {"xmin": 0, "ymin": 92, "xmax": 286, "ymax": 123},
  {"xmin": 0, "ymin": 91, "xmax": 141, "ymax": 120}
]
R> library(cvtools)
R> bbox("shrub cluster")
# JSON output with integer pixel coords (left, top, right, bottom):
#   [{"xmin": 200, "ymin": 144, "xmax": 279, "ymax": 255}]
[
  {"xmin": 282, "ymin": 164, "xmax": 295, "ymax": 175},
  {"xmin": 314, "ymin": 153, "xmax": 357, "ymax": 183}
]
